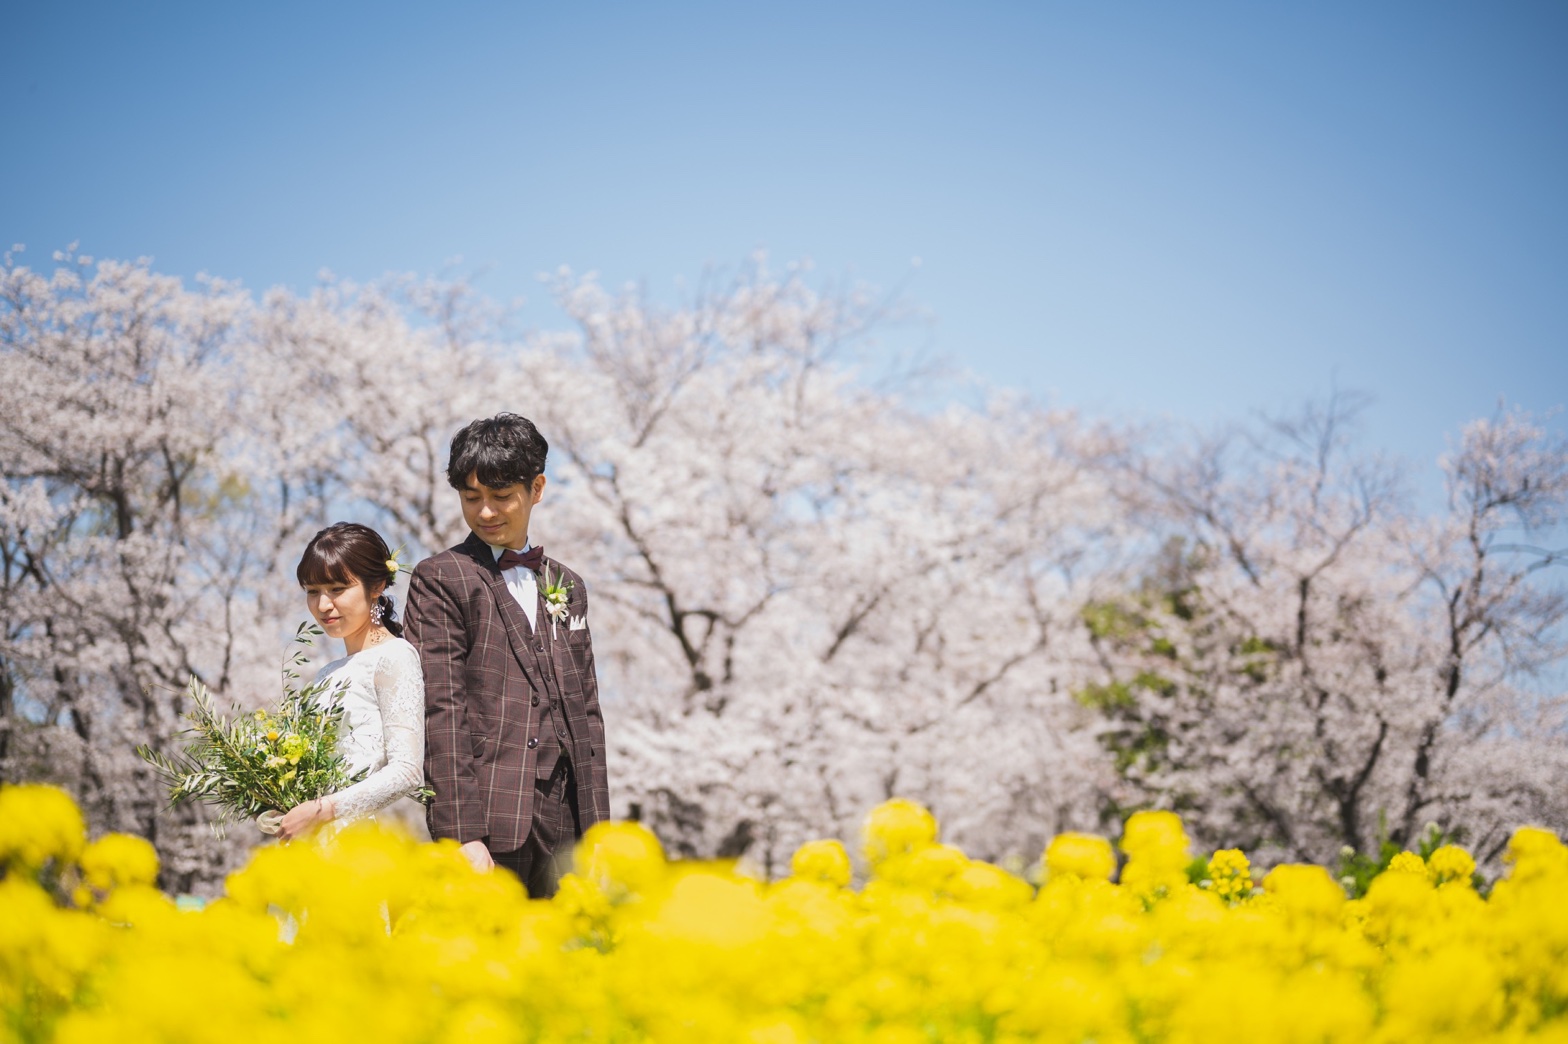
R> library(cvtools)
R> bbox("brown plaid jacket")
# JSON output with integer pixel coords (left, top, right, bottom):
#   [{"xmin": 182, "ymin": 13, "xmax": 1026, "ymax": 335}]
[{"xmin": 405, "ymin": 532, "xmax": 610, "ymax": 852}]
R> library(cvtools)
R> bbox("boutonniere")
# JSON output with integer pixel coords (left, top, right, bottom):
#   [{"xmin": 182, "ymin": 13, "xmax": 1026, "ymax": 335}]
[{"xmin": 539, "ymin": 565, "xmax": 574, "ymax": 638}]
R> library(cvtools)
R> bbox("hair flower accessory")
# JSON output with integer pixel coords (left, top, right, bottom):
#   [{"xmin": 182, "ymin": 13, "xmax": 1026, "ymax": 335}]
[{"xmin": 385, "ymin": 545, "xmax": 405, "ymax": 579}]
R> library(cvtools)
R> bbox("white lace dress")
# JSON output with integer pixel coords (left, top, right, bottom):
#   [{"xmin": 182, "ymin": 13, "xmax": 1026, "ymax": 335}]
[{"xmin": 314, "ymin": 637, "xmax": 425, "ymax": 822}]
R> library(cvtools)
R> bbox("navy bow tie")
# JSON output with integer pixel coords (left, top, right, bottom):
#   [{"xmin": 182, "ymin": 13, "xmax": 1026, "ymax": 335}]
[{"xmin": 496, "ymin": 546, "xmax": 544, "ymax": 572}]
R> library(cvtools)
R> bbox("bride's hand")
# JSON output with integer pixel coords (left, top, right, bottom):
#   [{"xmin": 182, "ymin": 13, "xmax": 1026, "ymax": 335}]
[{"xmin": 277, "ymin": 797, "xmax": 335, "ymax": 842}]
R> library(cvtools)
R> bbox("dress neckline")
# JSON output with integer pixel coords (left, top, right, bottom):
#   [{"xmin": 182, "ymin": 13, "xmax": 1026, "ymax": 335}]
[
  {"xmin": 324, "ymin": 635, "xmax": 406, "ymax": 669},
  {"xmin": 348, "ymin": 634, "xmax": 405, "ymax": 657}
]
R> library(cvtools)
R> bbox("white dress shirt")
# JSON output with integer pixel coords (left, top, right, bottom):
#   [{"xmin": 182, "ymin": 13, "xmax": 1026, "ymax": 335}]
[{"xmin": 489, "ymin": 541, "xmax": 538, "ymax": 629}]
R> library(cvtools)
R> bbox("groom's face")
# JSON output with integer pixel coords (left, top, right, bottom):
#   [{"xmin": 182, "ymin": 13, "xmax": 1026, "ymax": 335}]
[{"xmin": 460, "ymin": 471, "xmax": 545, "ymax": 549}]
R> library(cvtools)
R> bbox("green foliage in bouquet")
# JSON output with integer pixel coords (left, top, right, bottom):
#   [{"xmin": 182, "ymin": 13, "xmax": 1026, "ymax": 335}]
[{"xmin": 136, "ymin": 623, "xmax": 366, "ymax": 836}]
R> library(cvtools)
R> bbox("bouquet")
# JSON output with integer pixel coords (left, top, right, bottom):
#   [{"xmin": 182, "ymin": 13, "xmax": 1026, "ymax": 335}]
[{"xmin": 137, "ymin": 623, "xmax": 366, "ymax": 837}]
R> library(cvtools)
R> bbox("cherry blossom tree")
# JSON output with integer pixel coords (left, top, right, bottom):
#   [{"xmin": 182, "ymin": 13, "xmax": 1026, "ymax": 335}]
[
  {"xmin": 5, "ymin": 248, "xmax": 1563, "ymax": 887},
  {"xmin": 511, "ymin": 263, "xmax": 1124, "ymax": 871},
  {"xmin": 241, "ymin": 273, "xmax": 506, "ymax": 558},
  {"xmin": 1078, "ymin": 398, "xmax": 1568, "ymax": 867},
  {"xmin": 0, "ymin": 253, "xmax": 507, "ymax": 885},
  {"xmin": 0, "ymin": 248, "xmax": 261, "ymax": 889}
]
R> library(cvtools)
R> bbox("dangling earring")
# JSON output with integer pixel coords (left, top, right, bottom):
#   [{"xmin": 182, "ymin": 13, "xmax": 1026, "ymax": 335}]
[{"xmin": 371, "ymin": 601, "xmax": 384, "ymax": 626}]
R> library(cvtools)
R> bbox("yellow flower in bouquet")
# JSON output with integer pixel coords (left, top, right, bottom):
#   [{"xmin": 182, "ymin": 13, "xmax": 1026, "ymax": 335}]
[{"xmin": 135, "ymin": 623, "xmax": 364, "ymax": 835}]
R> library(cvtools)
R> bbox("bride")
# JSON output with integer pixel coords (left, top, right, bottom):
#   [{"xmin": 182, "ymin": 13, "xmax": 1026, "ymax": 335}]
[{"xmin": 274, "ymin": 522, "xmax": 425, "ymax": 842}]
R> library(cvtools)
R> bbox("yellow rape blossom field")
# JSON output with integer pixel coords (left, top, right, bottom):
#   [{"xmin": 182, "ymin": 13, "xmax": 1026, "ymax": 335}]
[{"xmin": 4, "ymin": 784, "xmax": 1568, "ymax": 1043}]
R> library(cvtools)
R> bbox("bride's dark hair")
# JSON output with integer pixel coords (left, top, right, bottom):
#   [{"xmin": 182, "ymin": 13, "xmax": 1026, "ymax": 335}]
[{"xmin": 296, "ymin": 523, "xmax": 405, "ymax": 638}]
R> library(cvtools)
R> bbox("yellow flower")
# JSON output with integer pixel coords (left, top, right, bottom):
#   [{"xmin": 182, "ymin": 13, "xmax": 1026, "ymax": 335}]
[
  {"xmin": 0, "ymin": 783, "xmax": 87, "ymax": 871},
  {"xmin": 1119, "ymin": 810, "xmax": 1190, "ymax": 899},
  {"xmin": 946, "ymin": 861, "xmax": 1032, "ymax": 910},
  {"xmin": 790, "ymin": 839, "xmax": 852, "ymax": 888},
  {"xmin": 1386, "ymin": 851, "xmax": 1426, "ymax": 876},
  {"xmin": 1044, "ymin": 832, "xmax": 1117, "ymax": 882},
  {"xmin": 79, "ymin": 833, "xmax": 160, "ymax": 894},
  {"xmin": 1120, "ymin": 810, "xmax": 1188, "ymax": 858},
  {"xmin": 1262, "ymin": 864, "xmax": 1345, "ymax": 919},
  {"xmin": 648, "ymin": 870, "xmax": 768, "ymax": 948},
  {"xmin": 4, "ymin": 781, "xmax": 1567, "ymax": 1042},
  {"xmin": 879, "ymin": 842, "xmax": 968, "ymax": 891},
  {"xmin": 575, "ymin": 819, "xmax": 666, "ymax": 897},
  {"xmin": 1503, "ymin": 825, "xmax": 1568, "ymax": 883},
  {"xmin": 861, "ymin": 799, "xmax": 938, "ymax": 866},
  {"xmin": 1427, "ymin": 844, "xmax": 1476, "ymax": 887},
  {"xmin": 1206, "ymin": 848, "xmax": 1252, "ymax": 903},
  {"xmin": 280, "ymin": 734, "xmax": 309, "ymax": 765}
]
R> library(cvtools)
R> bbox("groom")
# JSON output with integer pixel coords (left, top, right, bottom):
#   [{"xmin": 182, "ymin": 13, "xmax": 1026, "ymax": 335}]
[{"xmin": 405, "ymin": 413, "xmax": 609, "ymax": 896}]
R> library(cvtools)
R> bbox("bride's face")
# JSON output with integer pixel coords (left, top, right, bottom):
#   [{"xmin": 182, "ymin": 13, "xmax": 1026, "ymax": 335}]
[{"xmin": 303, "ymin": 577, "xmax": 382, "ymax": 641}]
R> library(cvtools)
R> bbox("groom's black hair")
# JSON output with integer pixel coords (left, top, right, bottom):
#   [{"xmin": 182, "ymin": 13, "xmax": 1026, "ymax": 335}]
[{"xmin": 447, "ymin": 413, "xmax": 549, "ymax": 491}]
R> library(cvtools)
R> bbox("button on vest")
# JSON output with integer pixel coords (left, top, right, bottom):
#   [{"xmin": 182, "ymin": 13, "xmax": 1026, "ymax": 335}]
[{"xmin": 530, "ymin": 600, "xmax": 575, "ymax": 779}]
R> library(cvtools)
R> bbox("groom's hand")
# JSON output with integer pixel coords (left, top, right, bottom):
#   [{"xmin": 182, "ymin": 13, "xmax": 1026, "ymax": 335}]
[{"xmin": 460, "ymin": 840, "xmax": 494, "ymax": 872}]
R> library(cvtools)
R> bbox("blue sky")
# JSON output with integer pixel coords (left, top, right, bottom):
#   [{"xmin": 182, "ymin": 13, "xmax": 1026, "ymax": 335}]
[{"xmin": 4, "ymin": 1, "xmax": 1565, "ymax": 499}]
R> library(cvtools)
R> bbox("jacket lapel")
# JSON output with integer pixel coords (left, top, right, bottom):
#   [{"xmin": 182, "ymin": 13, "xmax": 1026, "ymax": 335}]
[
  {"xmin": 538, "ymin": 554, "xmax": 571, "ymax": 678},
  {"xmin": 462, "ymin": 533, "xmax": 543, "ymax": 682}
]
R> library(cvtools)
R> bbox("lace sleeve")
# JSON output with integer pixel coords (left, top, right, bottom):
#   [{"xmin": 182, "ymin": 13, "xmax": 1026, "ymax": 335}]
[{"xmin": 330, "ymin": 641, "xmax": 426, "ymax": 822}]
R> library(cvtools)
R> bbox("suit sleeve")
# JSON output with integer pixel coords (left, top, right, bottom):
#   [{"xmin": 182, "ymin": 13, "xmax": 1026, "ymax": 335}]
[
  {"xmin": 575, "ymin": 574, "xmax": 610, "ymax": 819},
  {"xmin": 405, "ymin": 562, "xmax": 488, "ymax": 844},
  {"xmin": 580, "ymin": 578, "xmax": 603, "ymax": 715}
]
